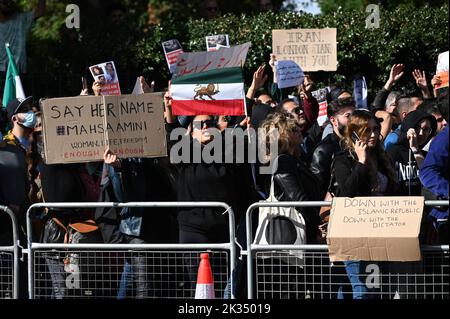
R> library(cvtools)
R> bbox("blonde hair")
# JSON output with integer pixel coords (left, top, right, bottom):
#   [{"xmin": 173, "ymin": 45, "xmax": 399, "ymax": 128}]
[{"xmin": 259, "ymin": 112, "xmax": 300, "ymax": 161}]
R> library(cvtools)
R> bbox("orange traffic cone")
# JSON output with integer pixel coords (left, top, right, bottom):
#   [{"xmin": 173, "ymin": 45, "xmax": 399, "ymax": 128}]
[{"xmin": 195, "ymin": 253, "xmax": 215, "ymax": 299}]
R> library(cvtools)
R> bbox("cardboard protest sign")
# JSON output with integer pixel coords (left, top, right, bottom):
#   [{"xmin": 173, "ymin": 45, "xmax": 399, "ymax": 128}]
[
  {"xmin": 435, "ymin": 51, "xmax": 449, "ymax": 89},
  {"xmin": 311, "ymin": 87, "xmax": 329, "ymax": 126},
  {"xmin": 89, "ymin": 61, "xmax": 121, "ymax": 95},
  {"xmin": 162, "ymin": 39, "xmax": 184, "ymax": 74},
  {"xmin": 206, "ymin": 34, "xmax": 230, "ymax": 51},
  {"xmin": 172, "ymin": 42, "xmax": 251, "ymax": 78},
  {"xmin": 272, "ymin": 29, "xmax": 337, "ymax": 72},
  {"xmin": 327, "ymin": 197, "xmax": 424, "ymax": 262},
  {"xmin": 275, "ymin": 60, "xmax": 304, "ymax": 89},
  {"xmin": 40, "ymin": 93, "xmax": 167, "ymax": 164}
]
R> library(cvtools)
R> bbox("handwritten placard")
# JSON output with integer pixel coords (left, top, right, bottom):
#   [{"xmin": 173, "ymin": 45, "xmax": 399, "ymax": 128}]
[
  {"xmin": 272, "ymin": 28, "xmax": 337, "ymax": 72},
  {"xmin": 327, "ymin": 197, "xmax": 424, "ymax": 261},
  {"xmin": 41, "ymin": 93, "xmax": 167, "ymax": 164},
  {"xmin": 275, "ymin": 60, "xmax": 304, "ymax": 89},
  {"xmin": 172, "ymin": 42, "xmax": 251, "ymax": 78}
]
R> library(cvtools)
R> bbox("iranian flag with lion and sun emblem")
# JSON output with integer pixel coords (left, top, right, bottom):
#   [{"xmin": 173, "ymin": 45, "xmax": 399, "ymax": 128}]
[{"xmin": 170, "ymin": 67, "xmax": 245, "ymax": 116}]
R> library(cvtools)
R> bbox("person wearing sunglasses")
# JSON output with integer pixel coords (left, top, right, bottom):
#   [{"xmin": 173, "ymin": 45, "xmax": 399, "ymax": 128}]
[
  {"xmin": 387, "ymin": 109, "xmax": 437, "ymax": 196},
  {"xmin": 173, "ymin": 114, "xmax": 258, "ymax": 296}
]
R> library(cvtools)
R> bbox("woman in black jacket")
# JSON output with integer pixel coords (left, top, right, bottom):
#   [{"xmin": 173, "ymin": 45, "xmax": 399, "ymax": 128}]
[
  {"xmin": 334, "ymin": 109, "xmax": 397, "ymax": 299},
  {"xmin": 260, "ymin": 112, "xmax": 323, "ymax": 244},
  {"xmin": 169, "ymin": 114, "xmax": 258, "ymax": 296}
]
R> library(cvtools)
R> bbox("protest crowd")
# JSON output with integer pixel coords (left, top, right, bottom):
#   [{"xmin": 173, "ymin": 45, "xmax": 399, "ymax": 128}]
[{"xmin": 0, "ymin": 0, "xmax": 449, "ymax": 300}]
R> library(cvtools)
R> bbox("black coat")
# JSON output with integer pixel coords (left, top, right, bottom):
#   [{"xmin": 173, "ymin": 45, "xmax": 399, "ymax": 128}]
[
  {"xmin": 174, "ymin": 135, "xmax": 258, "ymax": 237},
  {"xmin": 310, "ymin": 132, "xmax": 342, "ymax": 191},
  {"xmin": 270, "ymin": 154, "xmax": 323, "ymax": 243}
]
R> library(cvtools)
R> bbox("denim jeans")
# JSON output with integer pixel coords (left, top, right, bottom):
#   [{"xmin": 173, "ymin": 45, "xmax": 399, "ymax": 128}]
[
  {"xmin": 45, "ymin": 256, "xmax": 66, "ymax": 299},
  {"xmin": 344, "ymin": 260, "xmax": 369, "ymax": 299},
  {"xmin": 117, "ymin": 236, "xmax": 148, "ymax": 299}
]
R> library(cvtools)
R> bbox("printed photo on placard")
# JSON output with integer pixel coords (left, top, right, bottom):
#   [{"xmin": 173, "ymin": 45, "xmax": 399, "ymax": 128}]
[
  {"xmin": 162, "ymin": 39, "xmax": 184, "ymax": 73},
  {"xmin": 89, "ymin": 61, "xmax": 121, "ymax": 95},
  {"xmin": 206, "ymin": 34, "xmax": 230, "ymax": 51}
]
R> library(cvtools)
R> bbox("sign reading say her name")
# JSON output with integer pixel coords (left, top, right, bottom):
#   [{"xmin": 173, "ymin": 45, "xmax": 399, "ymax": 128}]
[
  {"xmin": 41, "ymin": 93, "xmax": 167, "ymax": 164},
  {"xmin": 272, "ymin": 28, "xmax": 337, "ymax": 72},
  {"xmin": 172, "ymin": 42, "xmax": 251, "ymax": 78}
]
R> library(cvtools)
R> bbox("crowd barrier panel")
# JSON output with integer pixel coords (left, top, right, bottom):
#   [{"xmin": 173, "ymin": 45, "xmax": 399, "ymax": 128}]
[
  {"xmin": 245, "ymin": 200, "xmax": 449, "ymax": 299},
  {"xmin": 26, "ymin": 202, "xmax": 236, "ymax": 299},
  {"xmin": 0, "ymin": 205, "xmax": 20, "ymax": 299}
]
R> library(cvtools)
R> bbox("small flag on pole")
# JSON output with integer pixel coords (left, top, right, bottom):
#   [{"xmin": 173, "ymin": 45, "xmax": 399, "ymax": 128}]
[{"xmin": 2, "ymin": 43, "xmax": 25, "ymax": 108}]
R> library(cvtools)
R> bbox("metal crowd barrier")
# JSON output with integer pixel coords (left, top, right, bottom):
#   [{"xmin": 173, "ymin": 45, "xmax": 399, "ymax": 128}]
[
  {"xmin": 245, "ymin": 200, "xmax": 449, "ymax": 299},
  {"xmin": 0, "ymin": 206, "xmax": 20, "ymax": 299},
  {"xmin": 26, "ymin": 202, "xmax": 236, "ymax": 299}
]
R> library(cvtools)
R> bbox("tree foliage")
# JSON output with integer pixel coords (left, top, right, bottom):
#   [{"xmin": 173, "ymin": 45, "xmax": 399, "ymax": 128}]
[{"xmin": 21, "ymin": 2, "xmax": 449, "ymax": 100}]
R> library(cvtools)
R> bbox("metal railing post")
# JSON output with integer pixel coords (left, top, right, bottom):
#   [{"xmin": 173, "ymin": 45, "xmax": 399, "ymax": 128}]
[
  {"xmin": 26, "ymin": 201, "xmax": 236, "ymax": 299},
  {"xmin": 0, "ymin": 205, "xmax": 20, "ymax": 299}
]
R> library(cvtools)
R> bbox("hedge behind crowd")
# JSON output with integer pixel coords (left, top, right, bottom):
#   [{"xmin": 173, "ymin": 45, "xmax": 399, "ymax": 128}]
[{"xmin": 25, "ymin": 3, "xmax": 449, "ymax": 100}]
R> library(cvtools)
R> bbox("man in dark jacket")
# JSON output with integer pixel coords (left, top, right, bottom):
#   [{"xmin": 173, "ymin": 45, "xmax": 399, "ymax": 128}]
[
  {"xmin": 310, "ymin": 97, "xmax": 355, "ymax": 192},
  {"xmin": 0, "ymin": 97, "xmax": 36, "ymax": 244}
]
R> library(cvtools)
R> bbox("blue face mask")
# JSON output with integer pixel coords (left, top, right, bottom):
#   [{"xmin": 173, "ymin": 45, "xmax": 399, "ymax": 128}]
[{"xmin": 18, "ymin": 111, "xmax": 37, "ymax": 128}]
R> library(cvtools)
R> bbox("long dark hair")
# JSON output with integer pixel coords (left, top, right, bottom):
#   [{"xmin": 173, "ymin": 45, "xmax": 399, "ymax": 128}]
[{"xmin": 342, "ymin": 109, "xmax": 397, "ymax": 194}]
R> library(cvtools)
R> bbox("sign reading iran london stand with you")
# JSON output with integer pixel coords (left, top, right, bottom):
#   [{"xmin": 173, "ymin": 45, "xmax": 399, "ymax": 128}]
[
  {"xmin": 272, "ymin": 28, "xmax": 337, "ymax": 72},
  {"xmin": 327, "ymin": 197, "xmax": 424, "ymax": 262},
  {"xmin": 40, "ymin": 93, "xmax": 167, "ymax": 164}
]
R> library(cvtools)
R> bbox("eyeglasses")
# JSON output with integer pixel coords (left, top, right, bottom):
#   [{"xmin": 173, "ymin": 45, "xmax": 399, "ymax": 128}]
[
  {"xmin": 436, "ymin": 117, "xmax": 445, "ymax": 123},
  {"xmin": 193, "ymin": 119, "xmax": 217, "ymax": 129},
  {"xmin": 206, "ymin": 6, "xmax": 218, "ymax": 12}
]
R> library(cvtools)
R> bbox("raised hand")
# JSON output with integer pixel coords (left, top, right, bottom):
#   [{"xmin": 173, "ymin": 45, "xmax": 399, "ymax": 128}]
[
  {"xmin": 407, "ymin": 128, "xmax": 419, "ymax": 151},
  {"xmin": 384, "ymin": 64, "xmax": 404, "ymax": 91},
  {"xmin": 140, "ymin": 76, "xmax": 154, "ymax": 93},
  {"xmin": 92, "ymin": 80, "xmax": 103, "ymax": 96},
  {"xmin": 354, "ymin": 140, "xmax": 368, "ymax": 164},
  {"xmin": 103, "ymin": 147, "xmax": 121, "ymax": 167},
  {"xmin": 251, "ymin": 64, "xmax": 268, "ymax": 90},
  {"xmin": 389, "ymin": 64, "xmax": 405, "ymax": 83},
  {"xmin": 412, "ymin": 69, "xmax": 427, "ymax": 89}
]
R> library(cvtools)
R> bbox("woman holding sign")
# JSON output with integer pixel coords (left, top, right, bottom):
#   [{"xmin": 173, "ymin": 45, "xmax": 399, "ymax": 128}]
[{"xmin": 333, "ymin": 109, "xmax": 397, "ymax": 299}]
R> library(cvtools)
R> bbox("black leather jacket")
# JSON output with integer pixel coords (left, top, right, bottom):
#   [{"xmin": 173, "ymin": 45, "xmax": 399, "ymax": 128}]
[
  {"xmin": 309, "ymin": 132, "xmax": 342, "ymax": 191},
  {"xmin": 270, "ymin": 154, "xmax": 323, "ymax": 242}
]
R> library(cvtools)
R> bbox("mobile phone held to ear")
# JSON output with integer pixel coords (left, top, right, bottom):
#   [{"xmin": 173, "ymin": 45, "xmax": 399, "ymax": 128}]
[{"xmin": 351, "ymin": 131, "xmax": 360, "ymax": 143}]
